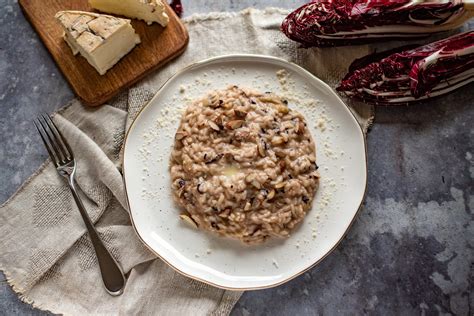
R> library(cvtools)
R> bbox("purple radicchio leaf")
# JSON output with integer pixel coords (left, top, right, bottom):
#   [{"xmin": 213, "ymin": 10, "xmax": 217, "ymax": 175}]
[
  {"xmin": 337, "ymin": 31, "xmax": 474, "ymax": 105},
  {"xmin": 410, "ymin": 32, "xmax": 474, "ymax": 98},
  {"xmin": 281, "ymin": 0, "xmax": 469, "ymax": 47},
  {"xmin": 170, "ymin": 0, "xmax": 183, "ymax": 17},
  {"xmin": 348, "ymin": 44, "xmax": 420, "ymax": 72}
]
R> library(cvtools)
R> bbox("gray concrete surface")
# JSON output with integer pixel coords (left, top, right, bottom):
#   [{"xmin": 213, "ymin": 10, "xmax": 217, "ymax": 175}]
[{"xmin": 1, "ymin": 0, "xmax": 473, "ymax": 315}]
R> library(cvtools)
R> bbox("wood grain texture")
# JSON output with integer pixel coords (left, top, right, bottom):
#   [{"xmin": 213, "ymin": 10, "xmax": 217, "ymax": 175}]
[{"xmin": 19, "ymin": 0, "xmax": 189, "ymax": 106}]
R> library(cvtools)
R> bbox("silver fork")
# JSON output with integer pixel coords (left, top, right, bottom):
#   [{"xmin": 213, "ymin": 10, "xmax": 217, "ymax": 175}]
[{"xmin": 34, "ymin": 114, "xmax": 126, "ymax": 296}]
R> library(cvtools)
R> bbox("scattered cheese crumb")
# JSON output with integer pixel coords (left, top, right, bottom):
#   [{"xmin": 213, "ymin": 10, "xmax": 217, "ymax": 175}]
[
  {"xmin": 276, "ymin": 69, "xmax": 289, "ymax": 90},
  {"xmin": 316, "ymin": 118, "xmax": 326, "ymax": 131},
  {"xmin": 272, "ymin": 259, "xmax": 279, "ymax": 268}
]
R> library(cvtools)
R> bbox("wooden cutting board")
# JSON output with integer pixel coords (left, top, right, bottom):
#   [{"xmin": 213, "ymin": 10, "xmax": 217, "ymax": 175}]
[{"xmin": 19, "ymin": 0, "xmax": 189, "ymax": 106}]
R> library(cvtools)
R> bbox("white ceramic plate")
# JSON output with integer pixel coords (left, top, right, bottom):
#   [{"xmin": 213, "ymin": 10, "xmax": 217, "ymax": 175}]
[{"xmin": 123, "ymin": 54, "xmax": 367, "ymax": 290}]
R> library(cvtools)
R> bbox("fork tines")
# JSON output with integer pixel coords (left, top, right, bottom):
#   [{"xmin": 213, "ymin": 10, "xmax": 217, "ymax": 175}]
[{"xmin": 34, "ymin": 114, "xmax": 73, "ymax": 166}]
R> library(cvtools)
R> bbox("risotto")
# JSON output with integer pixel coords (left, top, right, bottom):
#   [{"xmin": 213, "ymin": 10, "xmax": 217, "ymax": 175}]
[{"xmin": 170, "ymin": 86, "xmax": 319, "ymax": 243}]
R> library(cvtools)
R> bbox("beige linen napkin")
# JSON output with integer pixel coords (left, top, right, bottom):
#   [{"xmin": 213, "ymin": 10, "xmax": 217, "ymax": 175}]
[{"xmin": 0, "ymin": 8, "xmax": 374, "ymax": 315}]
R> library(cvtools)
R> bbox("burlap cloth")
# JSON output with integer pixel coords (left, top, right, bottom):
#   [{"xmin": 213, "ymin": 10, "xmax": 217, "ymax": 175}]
[{"xmin": 0, "ymin": 8, "xmax": 374, "ymax": 315}]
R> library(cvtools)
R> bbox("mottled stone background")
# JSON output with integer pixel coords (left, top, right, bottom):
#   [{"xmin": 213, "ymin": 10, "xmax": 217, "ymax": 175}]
[{"xmin": 0, "ymin": 0, "xmax": 472, "ymax": 315}]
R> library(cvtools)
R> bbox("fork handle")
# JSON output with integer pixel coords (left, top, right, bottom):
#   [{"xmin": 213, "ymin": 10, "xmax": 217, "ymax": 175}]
[{"xmin": 68, "ymin": 178, "xmax": 126, "ymax": 296}]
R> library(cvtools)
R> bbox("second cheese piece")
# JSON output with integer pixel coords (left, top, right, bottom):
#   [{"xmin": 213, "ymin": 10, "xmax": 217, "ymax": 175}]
[
  {"xmin": 55, "ymin": 11, "xmax": 141, "ymax": 75},
  {"xmin": 89, "ymin": 0, "xmax": 169, "ymax": 27}
]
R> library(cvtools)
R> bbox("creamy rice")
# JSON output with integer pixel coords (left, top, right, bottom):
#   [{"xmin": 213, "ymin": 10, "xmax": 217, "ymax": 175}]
[{"xmin": 170, "ymin": 86, "xmax": 319, "ymax": 243}]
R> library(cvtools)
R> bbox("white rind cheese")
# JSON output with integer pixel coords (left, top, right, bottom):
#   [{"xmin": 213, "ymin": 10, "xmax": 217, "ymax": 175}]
[
  {"xmin": 89, "ymin": 0, "xmax": 169, "ymax": 27},
  {"xmin": 55, "ymin": 11, "xmax": 141, "ymax": 75}
]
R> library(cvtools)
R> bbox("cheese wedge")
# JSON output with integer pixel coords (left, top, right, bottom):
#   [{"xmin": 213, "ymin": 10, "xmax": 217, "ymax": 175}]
[
  {"xmin": 89, "ymin": 0, "xmax": 169, "ymax": 27},
  {"xmin": 55, "ymin": 11, "xmax": 141, "ymax": 75}
]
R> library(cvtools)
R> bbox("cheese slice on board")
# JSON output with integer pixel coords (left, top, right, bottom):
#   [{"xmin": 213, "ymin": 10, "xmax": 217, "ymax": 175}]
[
  {"xmin": 55, "ymin": 11, "xmax": 141, "ymax": 75},
  {"xmin": 89, "ymin": 0, "xmax": 169, "ymax": 27}
]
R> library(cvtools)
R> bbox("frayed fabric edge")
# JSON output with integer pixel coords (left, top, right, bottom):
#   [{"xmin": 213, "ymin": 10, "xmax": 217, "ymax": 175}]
[
  {"xmin": 212, "ymin": 290, "xmax": 244, "ymax": 316},
  {"xmin": 0, "ymin": 268, "xmax": 56, "ymax": 315},
  {"xmin": 364, "ymin": 111, "xmax": 375, "ymax": 134}
]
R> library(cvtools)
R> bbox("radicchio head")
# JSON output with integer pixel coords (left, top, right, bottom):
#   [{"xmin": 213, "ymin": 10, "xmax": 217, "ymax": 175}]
[
  {"xmin": 281, "ymin": 0, "xmax": 470, "ymax": 47},
  {"xmin": 337, "ymin": 31, "xmax": 474, "ymax": 104}
]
